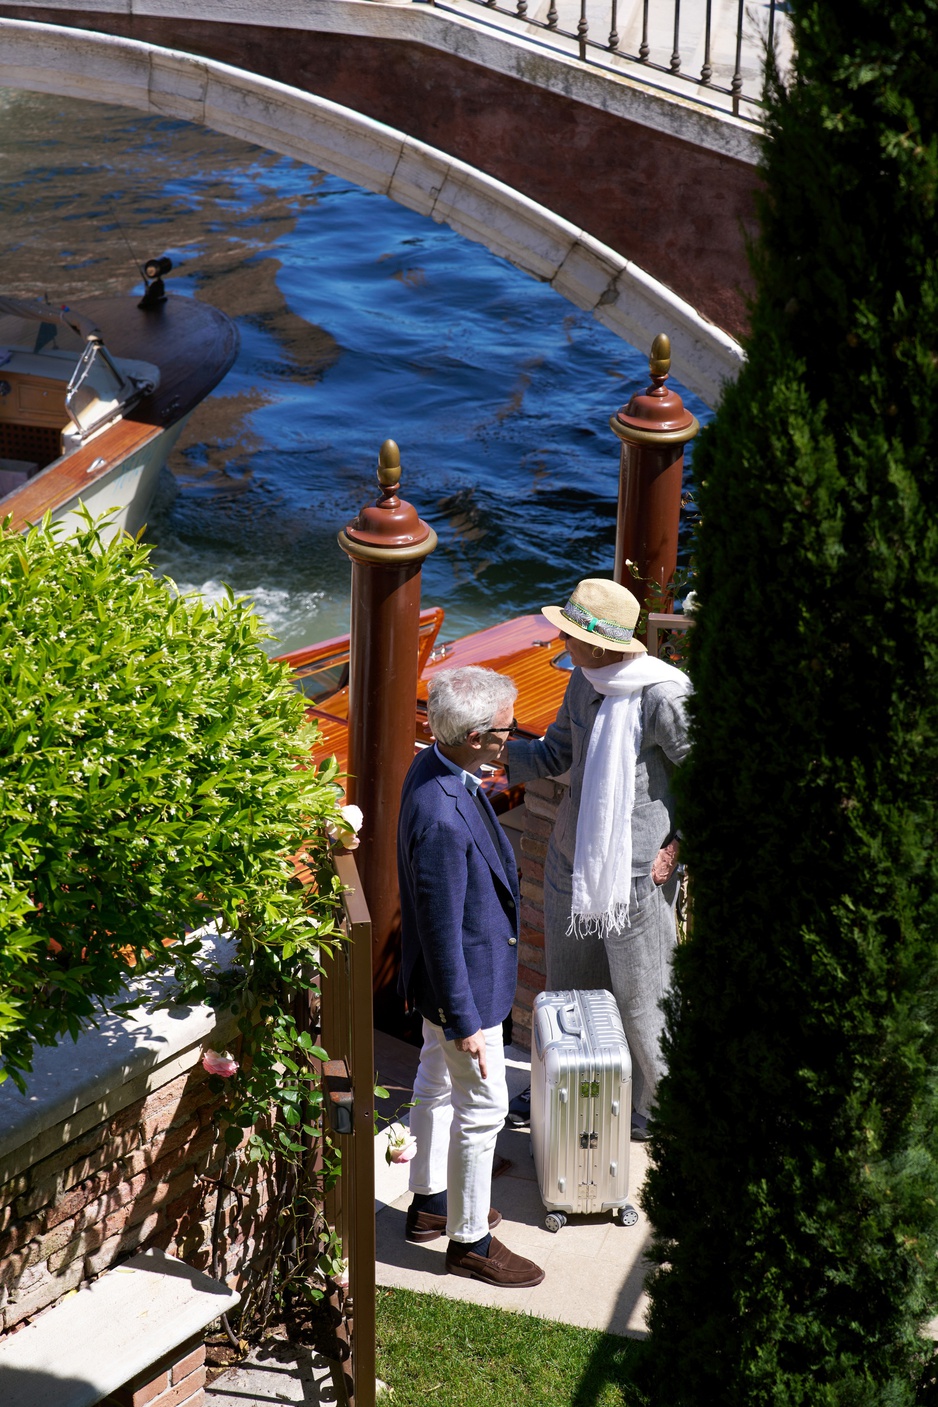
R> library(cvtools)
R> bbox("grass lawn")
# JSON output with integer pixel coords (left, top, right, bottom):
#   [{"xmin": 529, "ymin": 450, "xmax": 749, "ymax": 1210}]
[{"xmin": 375, "ymin": 1287, "xmax": 648, "ymax": 1406}]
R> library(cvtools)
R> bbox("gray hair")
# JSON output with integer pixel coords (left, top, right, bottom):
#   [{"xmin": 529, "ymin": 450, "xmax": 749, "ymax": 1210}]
[{"xmin": 427, "ymin": 666, "xmax": 518, "ymax": 746}]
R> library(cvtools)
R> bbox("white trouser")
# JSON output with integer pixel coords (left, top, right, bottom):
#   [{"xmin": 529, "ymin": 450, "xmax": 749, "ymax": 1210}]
[{"xmin": 408, "ymin": 1018, "xmax": 508, "ymax": 1243}]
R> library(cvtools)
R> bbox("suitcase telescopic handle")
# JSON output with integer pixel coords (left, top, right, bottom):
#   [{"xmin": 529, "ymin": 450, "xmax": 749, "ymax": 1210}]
[{"xmin": 558, "ymin": 1002, "xmax": 582, "ymax": 1037}]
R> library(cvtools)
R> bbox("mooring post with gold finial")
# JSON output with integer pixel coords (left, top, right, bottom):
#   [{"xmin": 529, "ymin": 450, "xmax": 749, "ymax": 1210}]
[
  {"xmin": 338, "ymin": 440, "xmax": 437, "ymax": 1029},
  {"xmin": 610, "ymin": 334, "xmax": 699, "ymax": 619}
]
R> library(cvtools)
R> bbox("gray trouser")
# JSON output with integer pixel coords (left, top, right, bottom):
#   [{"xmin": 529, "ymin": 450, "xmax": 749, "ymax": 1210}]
[{"xmin": 543, "ymin": 855, "xmax": 679, "ymax": 1119}]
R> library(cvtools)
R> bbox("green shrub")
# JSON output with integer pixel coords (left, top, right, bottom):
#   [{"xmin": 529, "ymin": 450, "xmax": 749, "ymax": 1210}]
[
  {"xmin": 0, "ymin": 512, "xmax": 341, "ymax": 1090},
  {"xmin": 641, "ymin": 1, "xmax": 938, "ymax": 1403}
]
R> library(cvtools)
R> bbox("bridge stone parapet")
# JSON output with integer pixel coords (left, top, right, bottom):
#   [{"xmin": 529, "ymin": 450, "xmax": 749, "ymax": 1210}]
[
  {"xmin": 0, "ymin": 0, "xmax": 761, "ymax": 355},
  {"xmin": 0, "ymin": 16, "xmax": 743, "ymax": 403}
]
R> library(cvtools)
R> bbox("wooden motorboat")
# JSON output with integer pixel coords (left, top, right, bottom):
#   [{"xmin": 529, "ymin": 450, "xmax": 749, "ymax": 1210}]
[
  {"xmin": 0, "ymin": 283, "xmax": 238, "ymax": 538},
  {"xmin": 279, "ymin": 605, "xmax": 571, "ymax": 813}
]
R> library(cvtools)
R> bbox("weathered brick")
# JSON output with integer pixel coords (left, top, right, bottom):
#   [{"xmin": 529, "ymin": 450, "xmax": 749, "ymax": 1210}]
[
  {"xmin": 34, "ymin": 1215, "xmax": 81, "ymax": 1263},
  {"xmin": 108, "ymin": 1101, "xmax": 146, "ymax": 1140},
  {"xmin": 153, "ymin": 1187, "xmax": 206, "ymax": 1249},
  {"xmin": 141, "ymin": 1082, "xmax": 209, "ymax": 1145},
  {"xmin": 135, "ymin": 1119, "xmax": 200, "ymax": 1173},
  {"xmin": 27, "ymin": 1121, "xmax": 110, "ymax": 1187},
  {"xmin": 0, "ymin": 1238, "xmax": 43, "ymax": 1290},
  {"xmin": 175, "ymin": 1387, "xmax": 204, "ymax": 1407},
  {"xmin": 4, "ymin": 1253, "xmax": 85, "ymax": 1328},
  {"xmin": 84, "ymin": 1209, "xmax": 161, "ymax": 1277},
  {"xmin": 120, "ymin": 1146, "xmax": 154, "ymax": 1181},
  {"xmin": 521, "ymin": 811, "xmax": 554, "ymax": 841},
  {"xmin": 518, "ymin": 965, "xmax": 546, "ymax": 995},
  {"xmin": 119, "ymin": 1164, "xmax": 199, "ymax": 1237},
  {"xmin": 510, "ymin": 1011, "xmax": 533, "ymax": 1052},
  {"xmin": 152, "ymin": 1125, "xmax": 210, "ymax": 1181},
  {"xmin": 13, "ymin": 1176, "xmax": 61, "ymax": 1223},
  {"xmin": 139, "ymin": 1071, "xmax": 191, "ymax": 1119},
  {"xmin": 0, "ymin": 1174, "xmax": 29, "ymax": 1211},
  {"xmin": 109, "ymin": 1070, "xmax": 190, "ymax": 1140},
  {"xmin": 80, "ymin": 1171, "xmax": 145, "ymax": 1235},
  {"xmin": 509, "ymin": 1001, "xmax": 531, "ymax": 1035},
  {"xmin": 174, "ymin": 1079, "xmax": 213, "ymax": 1122},
  {"xmin": 0, "ymin": 1212, "xmax": 43, "ymax": 1260},
  {"xmin": 49, "ymin": 1221, "xmax": 107, "ymax": 1274},
  {"xmin": 159, "ymin": 1124, "xmax": 215, "ymax": 1178},
  {"xmin": 520, "ymin": 835, "xmax": 548, "ymax": 863},
  {"xmin": 172, "ymin": 1344, "xmax": 205, "ymax": 1382},
  {"xmin": 148, "ymin": 1364, "xmax": 205, "ymax": 1407},
  {"xmin": 107, "ymin": 1367, "xmax": 170, "ymax": 1407},
  {"xmin": 34, "ymin": 1164, "xmax": 118, "ymax": 1231},
  {"xmin": 520, "ymin": 900, "xmax": 545, "ymax": 934},
  {"xmin": 523, "ymin": 776, "xmax": 565, "ymax": 802},
  {"xmin": 520, "ymin": 858, "xmax": 545, "ymax": 887},
  {"xmin": 12, "ymin": 1257, "xmax": 48, "ymax": 1296},
  {"xmin": 520, "ymin": 878, "xmax": 545, "ymax": 905}
]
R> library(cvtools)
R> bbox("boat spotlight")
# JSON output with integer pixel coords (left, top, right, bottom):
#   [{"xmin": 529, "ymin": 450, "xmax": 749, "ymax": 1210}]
[{"xmin": 139, "ymin": 255, "xmax": 173, "ymax": 310}]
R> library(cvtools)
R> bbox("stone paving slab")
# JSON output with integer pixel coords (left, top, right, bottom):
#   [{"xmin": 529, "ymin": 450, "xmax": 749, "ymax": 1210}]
[
  {"xmin": 374, "ymin": 1040, "xmax": 653, "ymax": 1338},
  {"xmin": 206, "ymin": 1339, "xmax": 338, "ymax": 1406}
]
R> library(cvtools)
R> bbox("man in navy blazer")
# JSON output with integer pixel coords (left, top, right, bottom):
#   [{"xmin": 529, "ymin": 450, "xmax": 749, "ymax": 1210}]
[{"xmin": 397, "ymin": 666, "xmax": 545, "ymax": 1288}]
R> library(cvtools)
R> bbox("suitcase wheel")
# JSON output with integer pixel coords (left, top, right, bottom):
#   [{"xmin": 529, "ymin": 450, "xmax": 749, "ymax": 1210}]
[
  {"xmin": 544, "ymin": 1212, "xmax": 567, "ymax": 1233},
  {"xmin": 617, "ymin": 1205, "xmax": 639, "ymax": 1228}
]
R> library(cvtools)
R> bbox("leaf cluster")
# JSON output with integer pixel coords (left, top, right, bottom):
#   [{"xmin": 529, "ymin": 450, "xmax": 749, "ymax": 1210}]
[{"xmin": 0, "ymin": 512, "xmax": 344, "ymax": 1088}]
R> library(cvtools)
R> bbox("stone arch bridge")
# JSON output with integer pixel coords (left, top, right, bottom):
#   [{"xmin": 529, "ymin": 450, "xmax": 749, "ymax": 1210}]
[{"xmin": 0, "ymin": 2, "xmax": 766, "ymax": 404}]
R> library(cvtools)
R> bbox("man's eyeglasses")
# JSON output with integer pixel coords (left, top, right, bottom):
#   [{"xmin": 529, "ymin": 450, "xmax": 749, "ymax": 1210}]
[{"xmin": 484, "ymin": 718, "xmax": 518, "ymax": 737}]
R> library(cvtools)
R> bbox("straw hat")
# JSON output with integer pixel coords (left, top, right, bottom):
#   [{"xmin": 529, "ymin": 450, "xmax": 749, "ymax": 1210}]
[{"xmin": 541, "ymin": 578, "xmax": 646, "ymax": 655}]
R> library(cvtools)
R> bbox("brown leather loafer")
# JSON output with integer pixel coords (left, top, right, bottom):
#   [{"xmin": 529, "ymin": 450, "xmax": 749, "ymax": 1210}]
[
  {"xmin": 445, "ymin": 1236, "xmax": 545, "ymax": 1288},
  {"xmin": 406, "ymin": 1206, "xmax": 502, "ymax": 1244}
]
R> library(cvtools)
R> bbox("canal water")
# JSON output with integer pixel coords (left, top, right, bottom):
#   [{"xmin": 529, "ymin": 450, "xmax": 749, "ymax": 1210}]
[{"xmin": 1, "ymin": 87, "xmax": 711, "ymax": 653}]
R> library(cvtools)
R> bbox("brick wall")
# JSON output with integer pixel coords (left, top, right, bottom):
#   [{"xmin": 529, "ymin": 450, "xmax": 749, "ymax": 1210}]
[
  {"xmin": 104, "ymin": 1336, "xmax": 206, "ymax": 1407},
  {"xmin": 511, "ymin": 777, "xmax": 567, "ymax": 1050},
  {"xmin": 0, "ymin": 1048, "xmax": 272, "ymax": 1337}
]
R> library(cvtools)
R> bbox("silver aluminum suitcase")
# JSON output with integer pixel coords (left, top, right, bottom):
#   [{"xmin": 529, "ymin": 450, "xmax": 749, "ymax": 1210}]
[{"xmin": 530, "ymin": 989, "xmax": 638, "ymax": 1231}]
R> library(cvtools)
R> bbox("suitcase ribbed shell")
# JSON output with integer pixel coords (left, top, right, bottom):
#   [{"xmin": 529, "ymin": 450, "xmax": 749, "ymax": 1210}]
[{"xmin": 530, "ymin": 989, "xmax": 632, "ymax": 1216}]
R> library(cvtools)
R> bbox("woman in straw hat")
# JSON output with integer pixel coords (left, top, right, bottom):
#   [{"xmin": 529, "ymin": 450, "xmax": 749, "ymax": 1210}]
[{"xmin": 507, "ymin": 577, "xmax": 691, "ymax": 1139}]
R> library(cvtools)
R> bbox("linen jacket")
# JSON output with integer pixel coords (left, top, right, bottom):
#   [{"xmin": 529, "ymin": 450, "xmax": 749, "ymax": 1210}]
[
  {"xmin": 397, "ymin": 746, "xmax": 521, "ymax": 1041},
  {"xmin": 508, "ymin": 665, "xmax": 691, "ymax": 878}
]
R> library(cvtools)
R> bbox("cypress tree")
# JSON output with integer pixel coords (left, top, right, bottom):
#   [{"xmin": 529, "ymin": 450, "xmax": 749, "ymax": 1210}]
[{"xmin": 641, "ymin": 2, "xmax": 938, "ymax": 1403}]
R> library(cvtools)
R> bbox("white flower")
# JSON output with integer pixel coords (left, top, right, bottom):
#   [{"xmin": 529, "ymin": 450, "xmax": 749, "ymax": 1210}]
[
  {"xmin": 326, "ymin": 804, "xmax": 364, "ymax": 850},
  {"xmin": 385, "ymin": 1132, "xmax": 417, "ymax": 1165}
]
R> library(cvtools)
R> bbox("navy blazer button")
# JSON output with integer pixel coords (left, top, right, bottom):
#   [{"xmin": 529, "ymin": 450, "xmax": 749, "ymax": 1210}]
[{"xmin": 508, "ymin": 938, "xmax": 517, "ymax": 946}]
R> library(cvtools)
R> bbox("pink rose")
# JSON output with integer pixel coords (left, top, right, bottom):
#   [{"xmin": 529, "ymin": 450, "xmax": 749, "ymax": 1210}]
[
  {"xmin": 386, "ymin": 1135, "xmax": 417, "ymax": 1165},
  {"xmin": 202, "ymin": 1049, "xmax": 239, "ymax": 1078}
]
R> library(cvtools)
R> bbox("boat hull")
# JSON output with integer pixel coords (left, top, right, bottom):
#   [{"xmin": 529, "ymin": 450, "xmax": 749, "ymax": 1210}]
[
  {"xmin": 39, "ymin": 413, "xmax": 190, "ymax": 541},
  {"xmin": 0, "ymin": 294, "xmax": 237, "ymax": 537}
]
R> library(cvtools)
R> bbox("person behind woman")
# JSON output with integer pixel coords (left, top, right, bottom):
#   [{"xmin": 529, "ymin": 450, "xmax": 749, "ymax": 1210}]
[{"xmin": 508, "ymin": 577, "xmax": 690, "ymax": 1139}]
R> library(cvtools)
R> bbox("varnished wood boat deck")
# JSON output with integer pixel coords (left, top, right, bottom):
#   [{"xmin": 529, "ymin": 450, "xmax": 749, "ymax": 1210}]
[{"xmin": 281, "ymin": 612, "xmax": 571, "ymax": 804}]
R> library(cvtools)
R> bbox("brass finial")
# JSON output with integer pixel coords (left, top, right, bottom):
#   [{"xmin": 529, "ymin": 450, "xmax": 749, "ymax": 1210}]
[
  {"xmin": 649, "ymin": 333, "xmax": 671, "ymax": 381},
  {"xmin": 377, "ymin": 439, "xmax": 401, "ymax": 490}
]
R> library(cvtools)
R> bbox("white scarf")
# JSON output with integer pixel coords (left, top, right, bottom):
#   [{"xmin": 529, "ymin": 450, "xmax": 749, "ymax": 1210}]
[{"xmin": 570, "ymin": 653, "xmax": 685, "ymax": 938}]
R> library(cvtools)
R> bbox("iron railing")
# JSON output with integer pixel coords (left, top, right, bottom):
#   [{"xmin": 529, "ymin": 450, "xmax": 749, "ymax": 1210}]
[{"xmin": 431, "ymin": 0, "xmax": 792, "ymax": 121}]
